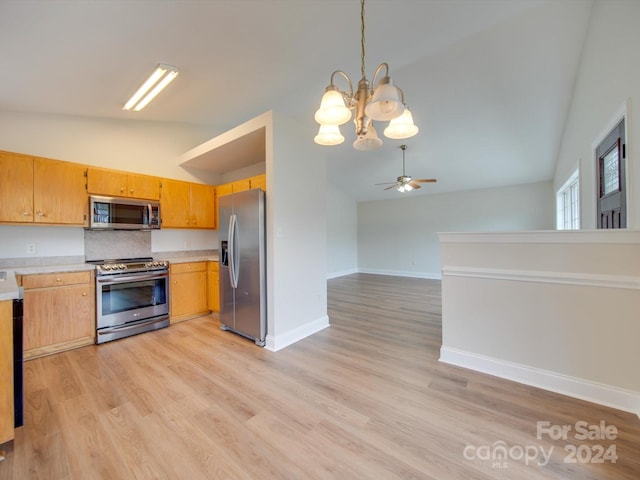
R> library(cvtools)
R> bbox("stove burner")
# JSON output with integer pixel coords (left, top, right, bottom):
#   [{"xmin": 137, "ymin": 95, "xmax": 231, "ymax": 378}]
[{"xmin": 88, "ymin": 257, "xmax": 169, "ymax": 275}]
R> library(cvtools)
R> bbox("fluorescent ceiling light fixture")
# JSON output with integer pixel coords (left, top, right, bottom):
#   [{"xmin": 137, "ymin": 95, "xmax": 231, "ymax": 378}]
[{"xmin": 123, "ymin": 64, "xmax": 179, "ymax": 111}]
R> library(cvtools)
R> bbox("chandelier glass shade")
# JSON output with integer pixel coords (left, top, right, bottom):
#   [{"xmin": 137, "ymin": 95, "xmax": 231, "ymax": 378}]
[{"xmin": 313, "ymin": 0, "xmax": 418, "ymax": 149}]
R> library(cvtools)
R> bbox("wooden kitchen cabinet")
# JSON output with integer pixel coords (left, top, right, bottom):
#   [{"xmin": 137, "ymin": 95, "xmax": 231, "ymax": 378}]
[
  {"xmin": 0, "ymin": 151, "xmax": 33, "ymax": 223},
  {"xmin": 160, "ymin": 179, "xmax": 215, "ymax": 229},
  {"xmin": 190, "ymin": 183, "xmax": 216, "ymax": 229},
  {"xmin": 22, "ymin": 270, "xmax": 95, "ymax": 360},
  {"xmin": 0, "ymin": 151, "xmax": 87, "ymax": 226},
  {"xmin": 207, "ymin": 261, "xmax": 220, "ymax": 313},
  {"xmin": 87, "ymin": 167, "xmax": 161, "ymax": 200},
  {"xmin": 0, "ymin": 300, "xmax": 13, "ymax": 445},
  {"xmin": 248, "ymin": 174, "xmax": 266, "ymax": 191},
  {"xmin": 169, "ymin": 262, "xmax": 208, "ymax": 323},
  {"xmin": 33, "ymin": 158, "xmax": 88, "ymax": 225},
  {"xmin": 216, "ymin": 176, "xmax": 259, "ymax": 198},
  {"xmin": 214, "ymin": 174, "xmax": 265, "ymax": 230}
]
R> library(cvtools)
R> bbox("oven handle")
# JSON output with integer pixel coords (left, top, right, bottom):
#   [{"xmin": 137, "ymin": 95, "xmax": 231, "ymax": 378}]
[
  {"xmin": 97, "ymin": 272, "xmax": 168, "ymax": 285},
  {"xmin": 97, "ymin": 316, "xmax": 169, "ymax": 335}
]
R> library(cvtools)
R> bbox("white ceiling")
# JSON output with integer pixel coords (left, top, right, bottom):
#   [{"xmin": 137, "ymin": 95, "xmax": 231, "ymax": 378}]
[{"xmin": 0, "ymin": 0, "xmax": 592, "ymax": 201}]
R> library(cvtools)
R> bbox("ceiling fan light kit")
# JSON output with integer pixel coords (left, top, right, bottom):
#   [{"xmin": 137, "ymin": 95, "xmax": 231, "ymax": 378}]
[
  {"xmin": 376, "ymin": 145, "xmax": 437, "ymax": 193},
  {"xmin": 313, "ymin": 0, "xmax": 418, "ymax": 149}
]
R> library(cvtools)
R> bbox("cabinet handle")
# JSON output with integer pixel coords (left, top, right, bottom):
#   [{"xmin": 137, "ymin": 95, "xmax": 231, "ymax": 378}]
[
  {"xmin": 22, "ymin": 211, "xmax": 31, "ymax": 216},
  {"xmin": 82, "ymin": 292, "xmax": 87, "ymax": 296},
  {"xmin": 130, "ymin": 188, "xmax": 134, "ymax": 193},
  {"xmin": 120, "ymin": 187, "xmax": 125, "ymax": 193},
  {"xmin": 56, "ymin": 278, "xmax": 62, "ymax": 282},
  {"xmin": 37, "ymin": 211, "xmax": 46, "ymax": 217}
]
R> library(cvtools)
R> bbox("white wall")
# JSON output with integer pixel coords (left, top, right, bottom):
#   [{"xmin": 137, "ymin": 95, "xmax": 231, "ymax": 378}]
[
  {"xmin": 439, "ymin": 230, "xmax": 640, "ymax": 415},
  {"xmin": 0, "ymin": 111, "xmax": 220, "ymax": 256},
  {"xmin": 326, "ymin": 181, "xmax": 358, "ymax": 278},
  {"xmin": 357, "ymin": 181, "xmax": 554, "ymax": 278},
  {"xmin": 0, "ymin": 111, "xmax": 217, "ymax": 183},
  {"xmin": 554, "ymin": 1, "xmax": 640, "ymax": 229},
  {"xmin": 0, "ymin": 226, "xmax": 84, "ymax": 258},
  {"xmin": 267, "ymin": 111, "xmax": 329, "ymax": 350}
]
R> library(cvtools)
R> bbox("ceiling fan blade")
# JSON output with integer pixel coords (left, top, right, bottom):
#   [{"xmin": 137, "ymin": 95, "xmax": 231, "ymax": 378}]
[
  {"xmin": 413, "ymin": 178, "xmax": 437, "ymax": 183},
  {"xmin": 384, "ymin": 184, "xmax": 399, "ymax": 190},
  {"xmin": 375, "ymin": 181, "xmax": 397, "ymax": 186},
  {"xmin": 408, "ymin": 181, "xmax": 422, "ymax": 189}
]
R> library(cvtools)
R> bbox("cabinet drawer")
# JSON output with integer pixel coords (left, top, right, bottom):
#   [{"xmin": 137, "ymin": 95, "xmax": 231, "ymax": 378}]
[
  {"xmin": 170, "ymin": 262, "xmax": 206, "ymax": 274},
  {"xmin": 22, "ymin": 270, "xmax": 93, "ymax": 289},
  {"xmin": 207, "ymin": 261, "xmax": 219, "ymax": 273}
]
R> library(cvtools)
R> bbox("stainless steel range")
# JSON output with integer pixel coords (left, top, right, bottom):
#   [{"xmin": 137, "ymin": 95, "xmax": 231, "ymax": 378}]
[{"xmin": 89, "ymin": 257, "xmax": 170, "ymax": 344}]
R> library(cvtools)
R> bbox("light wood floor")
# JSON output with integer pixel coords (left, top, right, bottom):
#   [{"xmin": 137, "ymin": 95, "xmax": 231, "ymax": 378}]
[{"xmin": 1, "ymin": 273, "xmax": 639, "ymax": 479}]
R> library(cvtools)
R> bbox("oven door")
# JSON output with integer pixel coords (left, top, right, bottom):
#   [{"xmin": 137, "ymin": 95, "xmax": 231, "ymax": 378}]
[{"xmin": 96, "ymin": 272, "xmax": 169, "ymax": 330}]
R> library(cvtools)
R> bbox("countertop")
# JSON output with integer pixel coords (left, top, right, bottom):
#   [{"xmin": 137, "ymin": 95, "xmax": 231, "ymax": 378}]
[
  {"xmin": 0, "ymin": 270, "xmax": 19, "ymax": 301},
  {"xmin": 0, "ymin": 251, "xmax": 219, "ymax": 301},
  {"xmin": 0, "ymin": 263, "xmax": 94, "ymax": 301},
  {"xmin": 163, "ymin": 254, "xmax": 219, "ymax": 264}
]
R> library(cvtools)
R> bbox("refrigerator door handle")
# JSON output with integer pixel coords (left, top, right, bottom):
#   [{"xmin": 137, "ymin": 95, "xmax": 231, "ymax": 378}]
[{"xmin": 228, "ymin": 214, "xmax": 239, "ymax": 288}]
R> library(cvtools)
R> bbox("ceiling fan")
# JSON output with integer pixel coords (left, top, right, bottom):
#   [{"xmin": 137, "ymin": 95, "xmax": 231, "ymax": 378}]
[{"xmin": 376, "ymin": 145, "xmax": 437, "ymax": 192}]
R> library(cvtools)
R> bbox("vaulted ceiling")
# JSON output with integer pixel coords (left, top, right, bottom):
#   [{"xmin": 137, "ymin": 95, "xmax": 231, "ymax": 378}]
[{"xmin": 0, "ymin": 0, "xmax": 592, "ymax": 201}]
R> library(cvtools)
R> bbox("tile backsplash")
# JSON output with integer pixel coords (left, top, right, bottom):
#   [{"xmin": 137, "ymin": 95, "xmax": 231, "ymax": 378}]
[{"xmin": 84, "ymin": 230, "xmax": 152, "ymax": 261}]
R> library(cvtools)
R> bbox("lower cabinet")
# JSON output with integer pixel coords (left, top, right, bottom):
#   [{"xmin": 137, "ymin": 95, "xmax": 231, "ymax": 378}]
[
  {"xmin": 169, "ymin": 262, "xmax": 208, "ymax": 323},
  {"xmin": 22, "ymin": 270, "xmax": 95, "ymax": 360},
  {"xmin": 0, "ymin": 300, "xmax": 13, "ymax": 445},
  {"xmin": 207, "ymin": 261, "xmax": 220, "ymax": 313}
]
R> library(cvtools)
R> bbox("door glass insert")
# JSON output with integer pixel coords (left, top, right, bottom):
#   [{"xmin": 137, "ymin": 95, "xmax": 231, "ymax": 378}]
[{"xmin": 602, "ymin": 146, "xmax": 619, "ymax": 196}]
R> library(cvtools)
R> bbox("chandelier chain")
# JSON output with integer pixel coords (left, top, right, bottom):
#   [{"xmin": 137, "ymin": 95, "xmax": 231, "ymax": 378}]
[{"xmin": 360, "ymin": 0, "xmax": 366, "ymax": 79}]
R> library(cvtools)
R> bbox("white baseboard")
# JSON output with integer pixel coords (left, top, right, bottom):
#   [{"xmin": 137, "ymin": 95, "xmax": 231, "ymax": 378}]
[
  {"xmin": 439, "ymin": 346, "xmax": 640, "ymax": 418},
  {"xmin": 265, "ymin": 315, "xmax": 330, "ymax": 352},
  {"xmin": 358, "ymin": 268, "xmax": 442, "ymax": 280},
  {"xmin": 326, "ymin": 268, "xmax": 358, "ymax": 279}
]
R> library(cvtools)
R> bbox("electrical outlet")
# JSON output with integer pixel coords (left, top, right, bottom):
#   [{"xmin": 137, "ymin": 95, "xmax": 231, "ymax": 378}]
[{"xmin": 26, "ymin": 243, "xmax": 37, "ymax": 254}]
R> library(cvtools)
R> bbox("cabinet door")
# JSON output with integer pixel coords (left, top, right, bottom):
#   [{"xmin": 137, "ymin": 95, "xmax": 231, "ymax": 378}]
[
  {"xmin": 248, "ymin": 174, "xmax": 266, "ymax": 191},
  {"xmin": 24, "ymin": 284, "xmax": 94, "ymax": 351},
  {"xmin": 190, "ymin": 183, "xmax": 215, "ymax": 229},
  {"xmin": 231, "ymin": 179, "xmax": 251, "ymax": 193},
  {"xmin": 0, "ymin": 301, "xmax": 13, "ymax": 444},
  {"xmin": 216, "ymin": 183, "xmax": 233, "ymax": 198},
  {"xmin": 86, "ymin": 167, "xmax": 128, "ymax": 197},
  {"xmin": 127, "ymin": 173, "xmax": 161, "ymax": 200},
  {"xmin": 170, "ymin": 269, "xmax": 208, "ymax": 320},
  {"xmin": 160, "ymin": 179, "xmax": 191, "ymax": 228},
  {"xmin": 207, "ymin": 262, "xmax": 220, "ymax": 313},
  {"xmin": 0, "ymin": 151, "xmax": 34, "ymax": 223},
  {"xmin": 33, "ymin": 158, "xmax": 87, "ymax": 225}
]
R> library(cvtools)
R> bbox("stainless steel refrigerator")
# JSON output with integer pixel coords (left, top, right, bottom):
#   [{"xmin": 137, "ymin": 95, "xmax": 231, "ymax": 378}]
[{"xmin": 218, "ymin": 188, "xmax": 266, "ymax": 346}]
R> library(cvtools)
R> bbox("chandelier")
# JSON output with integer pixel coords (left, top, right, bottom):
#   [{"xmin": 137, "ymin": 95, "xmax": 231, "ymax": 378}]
[{"xmin": 313, "ymin": 0, "xmax": 418, "ymax": 151}]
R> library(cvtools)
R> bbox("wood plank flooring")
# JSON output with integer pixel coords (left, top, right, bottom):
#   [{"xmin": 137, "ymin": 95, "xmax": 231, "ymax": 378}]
[{"xmin": 1, "ymin": 273, "xmax": 639, "ymax": 479}]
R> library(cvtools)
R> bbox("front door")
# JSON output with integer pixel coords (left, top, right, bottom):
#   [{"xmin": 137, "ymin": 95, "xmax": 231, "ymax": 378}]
[{"xmin": 596, "ymin": 119, "xmax": 626, "ymax": 228}]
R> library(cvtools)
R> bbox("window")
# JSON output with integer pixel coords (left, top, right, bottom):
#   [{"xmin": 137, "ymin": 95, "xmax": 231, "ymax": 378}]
[{"xmin": 557, "ymin": 170, "xmax": 580, "ymax": 230}]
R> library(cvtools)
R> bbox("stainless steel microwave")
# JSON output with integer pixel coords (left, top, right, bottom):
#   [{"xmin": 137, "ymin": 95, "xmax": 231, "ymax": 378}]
[{"xmin": 89, "ymin": 195, "xmax": 161, "ymax": 230}]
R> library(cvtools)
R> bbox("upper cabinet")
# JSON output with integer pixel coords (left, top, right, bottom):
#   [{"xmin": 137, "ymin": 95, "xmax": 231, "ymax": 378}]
[
  {"xmin": 0, "ymin": 151, "xmax": 33, "ymax": 223},
  {"xmin": 247, "ymin": 174, "xmax": 266, "ymax": 191},
  {"xmin": 216, "ymin": 174, "xmax": 266, "ymax": 199},
  {"xmin": 87, "ymin": 167, "xmax": 161, "ymax": 200},
  {"xmin": 161, "ymin": 179, "xmax": 215, "ymax": 229},
  {"xmin": 0, "ymin": 151, "xmax": 87, "ymax": 226}
]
